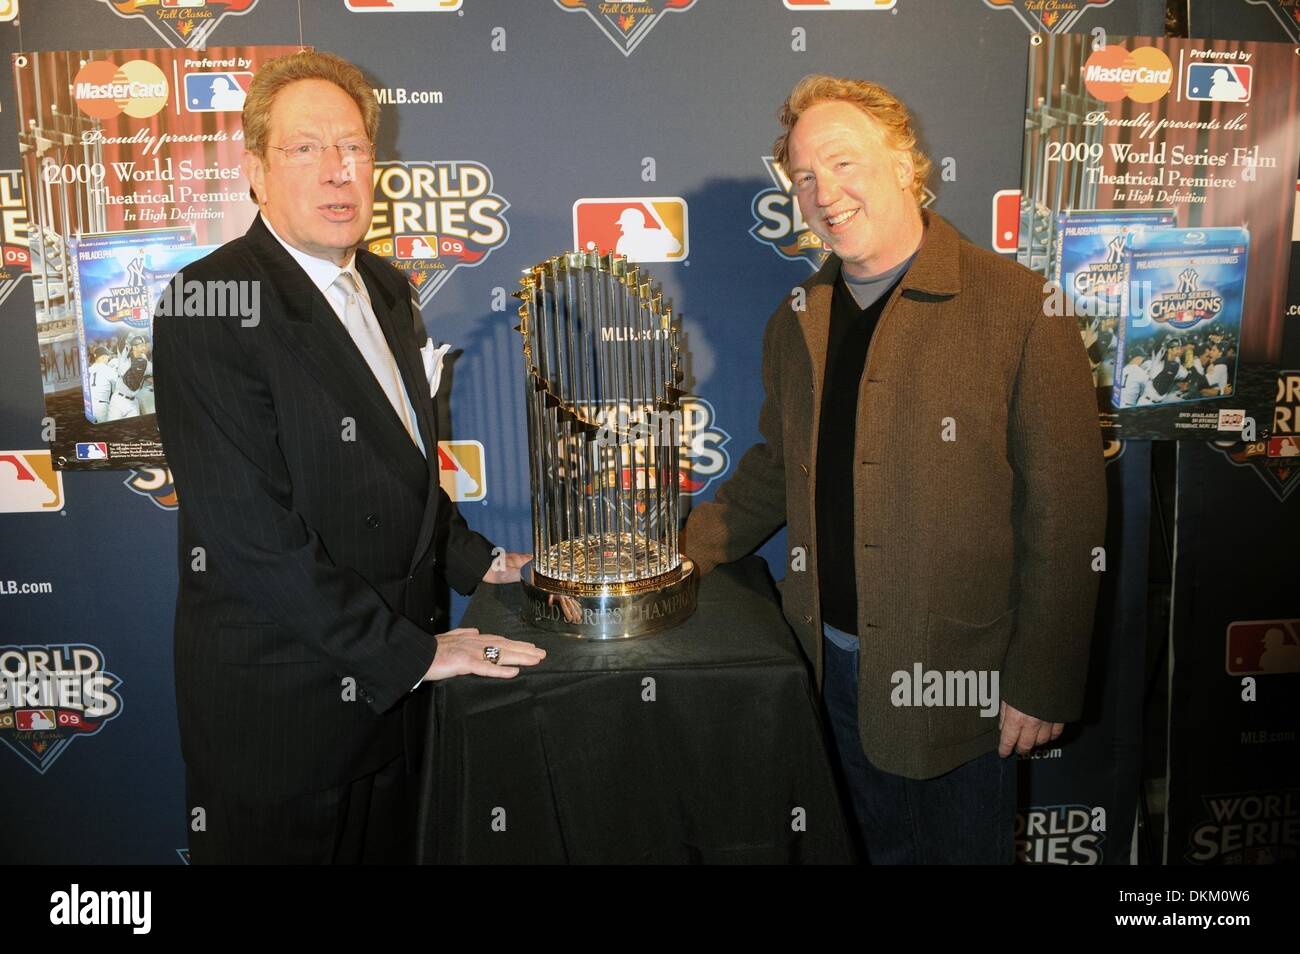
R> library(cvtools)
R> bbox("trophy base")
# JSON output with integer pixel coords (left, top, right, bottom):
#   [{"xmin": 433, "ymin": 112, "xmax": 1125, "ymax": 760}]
[{"xmin": 519, "ymin": 559, "xmax": 698, "ymax": 638}]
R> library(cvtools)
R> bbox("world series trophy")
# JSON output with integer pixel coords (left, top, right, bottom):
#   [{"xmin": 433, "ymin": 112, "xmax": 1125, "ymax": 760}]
[{"xmin": 513, "ymin": 249, "xmax": 698, "ymax": 638}]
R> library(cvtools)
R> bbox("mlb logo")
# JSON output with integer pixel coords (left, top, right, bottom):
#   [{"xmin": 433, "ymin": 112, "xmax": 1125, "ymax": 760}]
[
  {"xmin": 346, "ymin": 0, "xmax": 465, "ymax": 10},
  {"xmin": 1226, "ymin": 619, "xmax": 1300, "ymax": 675},
  {"xmin": 76, "ymin": 442, "xmax": 109, "ymax": 461},
  {"xmin": 437, "ymin": 440, "xmax": 486, "ymax": 502},
  {"xmin": 16, "ymin": 709, "xmax": 57, "ymax": 731},
  {"xmin": 184, "ymin": 72, "xmax": 251, "ymax": 112},
  {"xmin": 1185, "ymin": 63, "xmax": 1251, "ymax": 103},
  {"xmin": 783, "ymin": 0, "xmax": 897, "ymax": 8},
  {"xmin": 395, "ymin": 235, "xmax": 439, "ymax": 260},
  {"xmin": 573, "ymin": 197, "xmax": 688, "ymax": 263},
  {"xmin": 992, "ymin": 189, "xmax": 1020, "ymax": 254},
  {"xmin": 0, "ymin": 450, "xmax": 64, "ymax": 512},
  {"xmin": 1270, "ymin": 435, "xmax": 1300, "ymax": 458}
]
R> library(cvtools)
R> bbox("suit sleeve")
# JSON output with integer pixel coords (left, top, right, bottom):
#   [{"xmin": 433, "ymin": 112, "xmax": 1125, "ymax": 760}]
[
  {"xmin": 682, "ymin": 306, "xmax": 788, "ymax": 574},
  {"xmin": 154, "ymin": 307, "xmax": 436, "ymax": 714},
  {"xmin": 1000, "ymin": 304, "xmax": 1107, "ymax": 722},
  {"xmin": 434, "ymin": 480, "xmax": 496, "ymax": 594}
]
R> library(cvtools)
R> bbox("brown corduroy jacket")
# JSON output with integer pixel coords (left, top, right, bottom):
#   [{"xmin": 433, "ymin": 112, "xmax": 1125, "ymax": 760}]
[{"xmin": 683, "ymin": 210, "xmax": 1107, "ymax": 780}]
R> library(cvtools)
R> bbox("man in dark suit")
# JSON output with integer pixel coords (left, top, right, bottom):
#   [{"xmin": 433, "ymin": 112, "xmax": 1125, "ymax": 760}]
[{"xmin": 153, "ymin": 51, "xmax": 544, "ymax": 864}]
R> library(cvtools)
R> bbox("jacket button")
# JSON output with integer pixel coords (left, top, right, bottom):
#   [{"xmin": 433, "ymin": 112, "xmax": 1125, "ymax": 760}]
[
  {"xmin": 803, "ymin": 614, "xmax": 812, "ymax": 624},
  {"xmin": 799, "ymin": 463, "xmax": 809, "ymax": 475},
  {"xmin": 407, "ymin": 574, "xmax": 415, "ymax": 583},
  {"xmin": 365, "ymin": 514, "xmax": 380, "ymax": 529}
]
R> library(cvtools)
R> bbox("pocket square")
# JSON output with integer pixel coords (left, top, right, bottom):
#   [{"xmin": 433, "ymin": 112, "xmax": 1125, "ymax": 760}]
[{"xmin": 420, "ymin": 339, "xmax": 451, "ymax": 398}]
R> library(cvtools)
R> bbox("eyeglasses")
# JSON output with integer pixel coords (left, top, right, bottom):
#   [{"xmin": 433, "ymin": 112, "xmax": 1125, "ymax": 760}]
[{"xmin": 268, "ymin": 139, "xmax": 376, "ymax": 166}]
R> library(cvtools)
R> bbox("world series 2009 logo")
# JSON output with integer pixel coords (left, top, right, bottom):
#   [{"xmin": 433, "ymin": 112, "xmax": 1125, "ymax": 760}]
[
  {"xmin": 0, "ymin": 169, "xmax": 31, "ymax": 308},
  {"xmin": 367, "ymin": 160, "xmax": 510, "ymax": 310},
  {"xmin": 1185, "ymin": 788, "xmax": 1299, "ymax": 863},
  {"xmin": 1016, "ymin": 804, "xmax": 1106, "ymax": 864},
  {"xmin": 0, "ymin": 644, "xmax": 124, "ymax": 774},
  {"xmin": 751, "ymin": 158, "xmax": 826, "ymax": 270},
  {"xmin": 95, "ymin": 0, "xmax": 261, "ymax": 49},
  {"xmin": 1209, "ymin": 370, "xmax": 1300, "ymax": 502},
  {"xmin": 676, "ymin": 398, "xmax": 731, "ymax": 495},
  {"xmin": 125, "ymin": 466, "xmax": 178, "ymax": 509}
]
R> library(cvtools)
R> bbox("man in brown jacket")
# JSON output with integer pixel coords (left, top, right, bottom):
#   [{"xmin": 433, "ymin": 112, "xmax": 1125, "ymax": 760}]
[{"xmin": 682, "ymin": 75, "xmax": 1106, "ymax": 863}]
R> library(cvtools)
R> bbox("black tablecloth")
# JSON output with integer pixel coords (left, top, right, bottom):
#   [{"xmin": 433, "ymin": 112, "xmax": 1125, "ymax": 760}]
[{"xmin": 416, "ymin": 557, "xmax": 853, "ymax": 864}]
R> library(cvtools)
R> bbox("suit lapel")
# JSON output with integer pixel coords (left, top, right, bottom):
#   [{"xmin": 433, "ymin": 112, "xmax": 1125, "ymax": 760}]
[
  {"xmin": 356, "ymin": 255, "xmax": 444, "ymax": 576},
  {"xmin": 798, "ymin": 254, "xmax": 839, "ymax": 447},
  {"xmin": 796, "ymin": 255, "xmax": 838, "ymax": 625},
  {"xmin": 356, "ymin": 257, "xmax": 438, "ymax": 464},
  {"xmin": 248, "ymin": 217, "xmax": 429, "ymax": 495}
]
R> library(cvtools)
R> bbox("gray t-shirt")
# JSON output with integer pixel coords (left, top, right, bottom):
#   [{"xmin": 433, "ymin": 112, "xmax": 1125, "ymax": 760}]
[{"xmin": 842, "ymin": 251, "xmax": 917, "ymax": 310}]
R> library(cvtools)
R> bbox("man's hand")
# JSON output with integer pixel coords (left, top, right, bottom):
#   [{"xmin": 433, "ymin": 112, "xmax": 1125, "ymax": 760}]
[
  {"xmin": 997, "ymin": 700, "xmax": 1063, "ymax": 758},
  {"xmin": 424, "ymin": 627, "xmax": 545, "ymax": 680},
  {"xmin": 482, "ymin": 551, "xmax": 530, "ymax": 585}
]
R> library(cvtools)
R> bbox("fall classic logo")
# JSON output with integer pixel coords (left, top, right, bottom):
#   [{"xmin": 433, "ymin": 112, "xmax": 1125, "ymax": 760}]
[
  {"xmin": 553, "ymin": 0, "xmax": 697, "ymax": 56},
  {"xmin": 982, "ymin": 0, "xmax": 1113, "ymax": 34},
  {"xmin": 96, "ymin": 0, "xmax": 262, "ymax": 49}
]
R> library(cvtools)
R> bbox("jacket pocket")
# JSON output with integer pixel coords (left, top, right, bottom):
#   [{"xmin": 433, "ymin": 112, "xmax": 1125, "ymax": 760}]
[
  {"xmin": 214, "ymin": 622, "xmax": 322, "ymax": 665},
  {"xmin": 923, "ymin": 605, "xmax": 1016, "ymax": 747}
]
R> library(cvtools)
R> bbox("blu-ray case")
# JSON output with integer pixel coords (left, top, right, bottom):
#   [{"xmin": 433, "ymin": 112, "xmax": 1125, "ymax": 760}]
[{"xmin": 1113, "ymin": 227, "xmax": 1248, "ymax": 410}]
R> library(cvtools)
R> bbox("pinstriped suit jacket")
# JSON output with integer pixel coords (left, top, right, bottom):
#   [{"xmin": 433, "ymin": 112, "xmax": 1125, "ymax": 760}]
[{"xmin": 154, "ymin": 215, "xmax": 495, "ymax": 799}]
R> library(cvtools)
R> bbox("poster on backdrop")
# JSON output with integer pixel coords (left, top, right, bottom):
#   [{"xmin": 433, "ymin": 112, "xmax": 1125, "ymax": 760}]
[
  {"xmin": 1015, "ymin": 34, "xmax": 1300, "ymax": 441},
  {"xmin": 1165, "ymin": 441, "xmax": 1300, "ymax": 865},
  {"xmin": 12, "ymin": 45, "xmax": 300, "ymax": 471}
]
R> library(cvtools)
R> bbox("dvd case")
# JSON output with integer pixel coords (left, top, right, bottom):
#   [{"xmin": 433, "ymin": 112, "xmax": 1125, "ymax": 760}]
[
  {"xmin": 69, "ymin": 228, "xmax": 204, "ymax": 424},
  {"xmin": 1052, "ymin": 209, "xmax": 1176, "ymax": 391},
  {"xmin": 1113, "ymin": 227, "xmax": 1248, "ymax": 409}
]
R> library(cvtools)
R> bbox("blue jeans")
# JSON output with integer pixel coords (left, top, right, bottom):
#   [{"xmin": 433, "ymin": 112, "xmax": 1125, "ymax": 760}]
[{"xmin": 821, "ymin": 625, "xmax": 1016, "ymax": 864}]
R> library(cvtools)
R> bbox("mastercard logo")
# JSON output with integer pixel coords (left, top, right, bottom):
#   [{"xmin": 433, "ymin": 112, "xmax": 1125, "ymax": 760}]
[
  {"xmin": 73, "ymin": 59, "xmax": 169, "ymax": 120},
  {"xmin": 1083, "ymin": 45, "xmax": 1173, "ymax": 103}
]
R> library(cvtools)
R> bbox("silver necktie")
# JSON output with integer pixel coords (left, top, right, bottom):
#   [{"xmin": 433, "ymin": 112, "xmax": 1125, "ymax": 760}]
[{"xmin": 333, "ymin": 270, "xmax": 423, "ymax": 455}]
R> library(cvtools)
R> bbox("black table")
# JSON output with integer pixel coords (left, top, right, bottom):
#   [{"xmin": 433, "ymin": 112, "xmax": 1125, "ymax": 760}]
[{"xmin": 416, "ymin": 557, "xmax": 853, "ymax": 864}]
